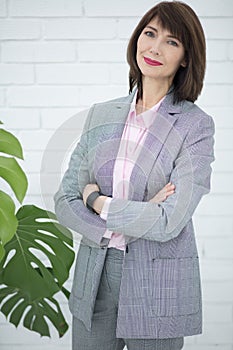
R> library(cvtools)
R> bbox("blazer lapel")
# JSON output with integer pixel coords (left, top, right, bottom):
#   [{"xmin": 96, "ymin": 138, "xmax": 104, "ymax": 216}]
[
  {"xmin": 129, "ymin": 92, "xmax": 182, "ymax": 201},
  {"xmin": 94, "ymin": 89, "xmax": 182, "ymax": 200},
  {"xmin": 93, "ymin": 90, "xmax": 136, "ymax": 196}
]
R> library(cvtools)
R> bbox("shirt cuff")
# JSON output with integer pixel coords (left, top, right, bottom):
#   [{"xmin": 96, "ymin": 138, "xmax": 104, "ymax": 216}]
[
  {"xmin": 100, "ymin": 197, "xmax": 112, "ymax": 221},
  {"xmin": 103, "ymin": 229, "xmax": 113, "ymax": 239}
]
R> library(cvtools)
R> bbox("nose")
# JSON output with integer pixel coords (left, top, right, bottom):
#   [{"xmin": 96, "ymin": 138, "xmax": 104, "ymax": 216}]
[{"xmin": 149, "ymin": 39, "xmax": 162, "ymax": 56}]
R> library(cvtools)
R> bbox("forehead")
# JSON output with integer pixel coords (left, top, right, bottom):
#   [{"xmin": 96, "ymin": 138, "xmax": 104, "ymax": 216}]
[
  {"xmin": 145, "ymin": 17, "xmax": 171, "ymax": 34},
  {"xmin": 144, "ymin": 16, "xmax": 183, "ymax": 41}
]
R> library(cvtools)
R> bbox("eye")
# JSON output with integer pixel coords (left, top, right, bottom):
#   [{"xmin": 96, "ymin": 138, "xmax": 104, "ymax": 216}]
[
  {"xmin": 144, "ymin": 31, "xmax": 155, "ymax": 38},
  {"xmin": 167, "ymin": 40, "xmax": 179, "ymax": 47}
]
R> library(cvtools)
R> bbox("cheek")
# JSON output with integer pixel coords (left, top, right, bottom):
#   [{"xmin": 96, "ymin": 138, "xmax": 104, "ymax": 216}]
[
  {"xmin": 168, "ymin": 53, "xmax": 185, "ymax": 70},
  {"xmin": 137, "ymin": 34, "xmax": 147, "ymax": 52}
]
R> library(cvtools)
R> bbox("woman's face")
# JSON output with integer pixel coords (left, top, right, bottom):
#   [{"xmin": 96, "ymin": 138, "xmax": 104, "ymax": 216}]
[{"xmin": 136, "ymin": 17, "xmax": 186, "ymax": 87}]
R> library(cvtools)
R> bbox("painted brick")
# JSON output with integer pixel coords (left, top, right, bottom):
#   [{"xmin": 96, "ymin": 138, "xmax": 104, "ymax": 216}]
[
  {"xmin": 185, "ymin": 0, "xmax": 233, "ymax": 16},
  {"xmin": 78, "ymin": 41, "xmax": 128, "ymax": 62},
  {"xmin": 229, "ymin": 85, "xmax": 233, "ymax": 106},
  {"xmin": 205, "ymin": 62, "xmax": 233, "ymax": 84},
  {"xmin": 196, "ymin": 194, "xmax": 233, "ymax": 216},
  {"xmin": 2, "ymin": 42, "xmax": 76, "ymax": 63},
  {"xmin": 206, "ymin": 40, "xmax": 229, "ymax": 62},
  {"xmin": 211, "ymin": 173, "xmax": 233, "ymax": 194},
  {"xmin": 183, "ymin": 336, "xmax": 195, "ymax": 346},
  {"xmin": 36, "ymin": 173, "xmax": 61, "ymax": 195},
  {"xmin": 8, "ymin": 86, "xmax": 81, "ymax": 107},
  {"xmin": 44, "ymin": 19, "xmax": 116, "ymax": 39},
  {"xmin": 204, "ymin": 238, "xmax": 233, "ymax": 260},
  {"xmin": 204, "ymin": 303, "xmax": 233, "ymax": 323},
  {"xmin": 0, "ymin": 347, "xmax": 70, "ymax": 350},
  {"xmin": 0, "ymin": 64, "xmax": 34, "ymax": 84},
  {"xmin": 201, "ymin": 261, "xmax": 233, "ymax": 282},
  {"xmin": 118, "ymin": 18, "xmax": 145, "ymax": 39},
  {"xmin": 194, "ymin": 216, "xmax": 233, "ymax": 238},
  {"xmin": 229, "ymin": 41, "xmax": 233, "ymax": 60},
  {"xmin": 36, "ymin": 63, "xmax": 109, "ymax": 85},
  {"xmin": 202, "ymin": 281, "xmax": 233, "ymax": 303},
  {"xmin": 0, "ymin": 322, "xmax": 71, "ymax": 345},
  {"xmin": 41, "ymin": 150, "xmax": 73, "ymax": 174},
  {"xmin": 23, "ymin": 194, "xmax": 51, "ymax": 210},
  {"xmin": 186, "ymin": 346, "xmax": 232, "ymax": 350},
  {"xmin": 109, "ymin": 63, "xmax": 128, "ymax": 85},
  {"xmin": 0, "ymin": 88, "xmax": 5, "ymax": 106},
  {"xmin": 0, "ymin": 0, "xmax": 7, "ymax": 17},
  {"xmin": 204, "ymin": 107, "xmax": 233, "ymax": 129},
  {"xmin": 23, "ymin": 151, "xmax": 44, "ymax": 173},
  {"xmin": 202, "ymin": 18, "xmax": 233, "ymax": 40},
  {"xmin": 213, "ymin": 150, "xmax": 233, "ymax": 171},
  {"xmin": 0, "ymin": 108, "xmax": 40, "ymax": 129},
  {"xmin": 197, "ymin": 85, "xmax": 230, "ymax": 107},
  {"xmin": 18, "ymin": 130, "xmax": 54, "ymax": 150},
  {"xmin": 197, "ymin": 324, "xmax": 233, "ymax": 344},
  {"xmin": 0, "ymin": 20, "xmax": 40, "ymax": 40},
  {"xmin": 26, "ymin": 173, "xmax": 41, "ymax": 195},
  {"xmin": 85, "ymin": 0, "xmax": 152, "ymax": 17},
  {"xmin": 9, "ymin": 0, "xmax": 82, "ymax": 17},
  {"xmin": 79, "ymin": 85, "xmax": 128, "ymax": 105},
  {"xmin": 215, "ymin": 129, "xmax": 233, "ymax": 150},
  {"xmin": 40, "ymin": 107, "xmax": 81, "ymax": 129}
]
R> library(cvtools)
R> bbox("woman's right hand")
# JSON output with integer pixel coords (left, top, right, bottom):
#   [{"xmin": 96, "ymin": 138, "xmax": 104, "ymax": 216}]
[{"xmin": 149, "ymin": 182, "xmax": 175, "ymax": 203}]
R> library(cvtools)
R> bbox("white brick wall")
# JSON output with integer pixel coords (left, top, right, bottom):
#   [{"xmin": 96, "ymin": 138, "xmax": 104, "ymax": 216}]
[{"xmin": 0, "ymin": 0, "xmax": 233, "ymax": 349}]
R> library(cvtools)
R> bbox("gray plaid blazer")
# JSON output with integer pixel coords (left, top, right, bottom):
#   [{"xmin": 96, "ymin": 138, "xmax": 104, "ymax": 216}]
[{"xmin": 54, "ymin": 88, "xmax": 215, "ymax": 339}]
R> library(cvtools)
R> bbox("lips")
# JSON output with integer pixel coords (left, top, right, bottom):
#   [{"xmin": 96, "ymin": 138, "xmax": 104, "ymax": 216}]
[{"xmin": 143, "ymin": 57, "xmax": 163, "ymax": 66}]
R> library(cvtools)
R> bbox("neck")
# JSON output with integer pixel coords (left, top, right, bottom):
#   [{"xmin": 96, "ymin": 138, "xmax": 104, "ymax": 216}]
[{"xmin": 137, "ymin": 77, "xmax": 171, "ymax": 110}]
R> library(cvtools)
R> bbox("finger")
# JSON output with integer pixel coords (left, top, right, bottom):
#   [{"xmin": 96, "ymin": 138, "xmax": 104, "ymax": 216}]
[
  {"xmin": 165, "ymin": 185, "xmax": 175, "ymax": 191},
  {"xmin": 164, "ymin": 183, "xmax": 174, "ymax": 189},
  {"xmin": 166, "ymin": 189, "xmax": 175, "ymax": 197}
]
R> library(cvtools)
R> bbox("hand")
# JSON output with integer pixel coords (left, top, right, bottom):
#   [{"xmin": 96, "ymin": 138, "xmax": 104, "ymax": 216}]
[
  {"xmin": 83, "ymin": 183, "xmax": 107, "ymax": 214},
  {"xmin": 149, "ymin": 182, "xmax": 175, "ymax": 203},
  {"xmin": 83, "ymin": 183, "xmax": 100, "ymax": 206}
]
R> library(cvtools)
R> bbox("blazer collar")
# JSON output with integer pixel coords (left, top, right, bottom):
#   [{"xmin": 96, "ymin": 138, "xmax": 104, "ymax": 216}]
[{"xmin": 114, "ymin": 86, "xmax": 183, "ymax": 116}]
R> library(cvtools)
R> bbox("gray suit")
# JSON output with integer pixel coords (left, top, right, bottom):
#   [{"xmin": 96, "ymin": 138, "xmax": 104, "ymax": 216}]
[{"xmin": 54, "ymin": 88, "xmax": 215, "ymax": 339}]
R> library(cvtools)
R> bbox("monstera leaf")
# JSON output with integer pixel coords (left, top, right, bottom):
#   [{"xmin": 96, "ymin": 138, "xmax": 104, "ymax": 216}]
[
  {"xmin": 0, "ymin": 128, "xmax": 27, "ymax": 203},
  {"xmin": 0, "ymin": 191, "xmax": 18, "ymax": 261},
  {"xmin": 0, "ymin": 125, "xmax": 28, "ymax": 261},
  {"xmin": 0, "ymin": 205, "xmax": 75, "ymax": 337},
  {"xmin": 0, "ymin": 128, "xmax": 24, "ymax": 159}
]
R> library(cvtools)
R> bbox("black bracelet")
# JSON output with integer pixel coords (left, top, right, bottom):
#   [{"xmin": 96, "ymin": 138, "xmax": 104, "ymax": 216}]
[{"xmin": 86, "ymin": 191, "xmax": 100, "ymax": 213}]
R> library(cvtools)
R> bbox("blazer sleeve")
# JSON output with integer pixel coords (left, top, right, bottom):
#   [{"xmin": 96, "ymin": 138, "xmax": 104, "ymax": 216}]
[
  {"xmin": 105, "ymin": 113, "xmax": 215, "ymax": 242},
  {"xmin": 53, "ymin": 105, "xmax": 108, "ymax": 247}
]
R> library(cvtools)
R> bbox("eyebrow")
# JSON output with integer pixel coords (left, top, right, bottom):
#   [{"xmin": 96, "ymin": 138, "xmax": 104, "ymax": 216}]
[{"xmin": 145, "ymin": 25, "xmax": 180, "ymax": 41}]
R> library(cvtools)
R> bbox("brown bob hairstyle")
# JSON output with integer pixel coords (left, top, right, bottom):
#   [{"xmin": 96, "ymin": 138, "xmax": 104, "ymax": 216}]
[{"xmin": 127, "ymin": 1, "xmax": 206, "ymax": 104}]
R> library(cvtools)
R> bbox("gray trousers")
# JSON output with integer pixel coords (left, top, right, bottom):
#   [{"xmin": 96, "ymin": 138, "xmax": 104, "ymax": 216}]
[{"xmin": 72, "ymin": 247, "xmax": 184, "ymax": 350}]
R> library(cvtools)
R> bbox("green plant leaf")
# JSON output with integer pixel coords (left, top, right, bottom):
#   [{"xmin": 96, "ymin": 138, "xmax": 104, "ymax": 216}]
[
  {"xmin": 0, "ymin": 205, "xmax": 75, "ymax": 337},
  {"xmin": 0, "ymin": 129, "xmax": 24, "ymax": 159},
  {"xmin": 0, "ymin": 156, "xmax": 28, "ymax": 203},
  {"xmin": 0, "ymin": 190, "xmax": 18, "ymax": 261}
]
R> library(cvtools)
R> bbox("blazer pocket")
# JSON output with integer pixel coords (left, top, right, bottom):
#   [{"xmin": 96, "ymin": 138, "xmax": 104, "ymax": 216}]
[
  {"xmin": 149, "ymin": 257, "xmax": 201, "ymax": 317},
  {"xmin": 72, "ymin": 245, "xmax": 91, "ymax": 299}
]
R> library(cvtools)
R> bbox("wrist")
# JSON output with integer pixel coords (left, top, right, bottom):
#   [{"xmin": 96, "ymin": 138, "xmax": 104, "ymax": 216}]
[
  {"xmin": 92, "ymin": 195, "xmax": 107, "ymax": 215},
  {"xmin": 85, "ymin": 190, "xmax": 107, "ymax": 214}
]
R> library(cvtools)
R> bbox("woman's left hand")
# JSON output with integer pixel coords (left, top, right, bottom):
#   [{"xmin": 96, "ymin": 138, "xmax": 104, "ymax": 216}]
[{"xmin": 83, "ymin": 183, "xmax": 100, "ymax": 206}]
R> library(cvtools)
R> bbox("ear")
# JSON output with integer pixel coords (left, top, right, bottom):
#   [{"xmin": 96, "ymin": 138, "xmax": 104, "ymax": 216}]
[{"xmin": 180, "ymin": 57, "xmax": 187, "ymax": 68}]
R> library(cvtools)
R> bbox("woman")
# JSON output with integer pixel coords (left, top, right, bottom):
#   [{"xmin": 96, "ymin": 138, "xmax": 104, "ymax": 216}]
[{"xmin": 54, "ymin": 2, "xmax": 215, "ymax": 349}]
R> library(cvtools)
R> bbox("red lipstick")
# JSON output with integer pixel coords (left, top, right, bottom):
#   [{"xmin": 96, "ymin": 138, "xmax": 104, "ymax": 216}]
[{"xmin": 144, "ymin": 57, "xmax": 163, "ymax": 66}]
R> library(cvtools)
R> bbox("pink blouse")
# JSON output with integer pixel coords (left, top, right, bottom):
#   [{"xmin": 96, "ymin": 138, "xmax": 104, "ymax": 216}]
[{"xmin": 100, "ymin": 91, "xmax": 164, "ymax": 252}]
